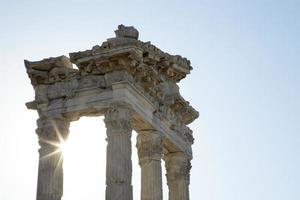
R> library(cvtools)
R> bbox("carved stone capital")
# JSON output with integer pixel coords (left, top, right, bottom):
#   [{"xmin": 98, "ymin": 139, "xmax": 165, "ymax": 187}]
[
  {"xmin": 136, "ymin": 130, "xmax": 162, "ymax": 165},
  {"xmin": 164, "ymin": 152, "xmax": 191, "ymax": 184},
  {"xmin": 104, "ymin": 107, "xmax": 132, "ymax": 136},
  {"xmin": 36, "ymin": 115, "xmax": 70, "ymax": 152}
]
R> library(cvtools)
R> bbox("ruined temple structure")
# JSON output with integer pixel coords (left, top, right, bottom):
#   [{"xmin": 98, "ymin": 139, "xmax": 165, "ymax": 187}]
[{"xmin": 25, "ymin": 25, "xmax": 199, "ymax": 200}]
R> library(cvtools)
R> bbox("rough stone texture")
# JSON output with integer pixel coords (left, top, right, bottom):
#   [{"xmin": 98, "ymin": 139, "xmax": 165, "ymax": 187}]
[
  {"xmin": 25, "ymin": 25, "xmax": 199, "ymax": 200},
  {"xmin": 24, "ymin": 56, "xmax": 77, "ymax": 87},
  {"xmin": 115, "ymin": 24, "xmax": 139, "ymax": 40},
  {"xmin": 164, "ymin": 152, "xmax": 191, "ymax": 200},
  {"xmin": 136, "ymin": 130, "xmax": 163, "ymax": 200}
]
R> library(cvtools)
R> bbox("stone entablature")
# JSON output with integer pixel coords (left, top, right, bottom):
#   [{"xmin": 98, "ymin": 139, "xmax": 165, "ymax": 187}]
[
  {"xmin": 25, "ymin": 25, "xmax": 198, "ymax": 200},
  {"xmin": 25, "ymin": 25, "xmax": 198, "ymax": 148}
]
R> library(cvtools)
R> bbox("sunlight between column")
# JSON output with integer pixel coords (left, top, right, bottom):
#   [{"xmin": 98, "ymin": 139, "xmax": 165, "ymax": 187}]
[
  {"xmin": 62, "ymin": 117, "xmax": 106, "ymax": 200},
  {"xmin": 60, "ymin": 116, "xmax": 142, "ymax": 200}
]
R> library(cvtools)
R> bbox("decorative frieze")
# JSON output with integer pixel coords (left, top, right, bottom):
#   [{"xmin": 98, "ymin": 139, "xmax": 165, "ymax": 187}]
[
  {"xmin": 68, "ymin": 25, "xmax": 198, "ymax": 127},
  {"xmin": 26, "ymin": 32, "xmax": 197, "ymax": 150}
]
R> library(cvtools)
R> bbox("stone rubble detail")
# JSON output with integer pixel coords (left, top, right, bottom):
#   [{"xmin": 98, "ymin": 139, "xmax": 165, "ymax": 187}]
[{"xmin": 25, "ymin": 25, "xmax": 198, "ymax": 200}]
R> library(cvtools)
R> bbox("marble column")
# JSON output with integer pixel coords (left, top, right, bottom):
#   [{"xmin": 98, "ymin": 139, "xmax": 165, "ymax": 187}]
[
  {"xmin": 164, "ymin": 152, "xmax": 191, "ymax": 200},
  {"xmin": 35, "ymin": 115, "xmax": 70, "ymax": 200},
  {"xmin": 104, "ymin": 107, "xmax": 133, "ymax": 200},
  {"xmin": 136, "ymin": 130, "xmax": 163, "ymax": 200}
]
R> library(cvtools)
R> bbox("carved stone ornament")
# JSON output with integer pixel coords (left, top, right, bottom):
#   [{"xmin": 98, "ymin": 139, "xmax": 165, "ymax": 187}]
[
  {"xmin": 164, "ymin": 152, "xmax": 192, "ymax": 184},
  {"xmin": 25, "ymin": 24, "xmax": 199, "ymax": 200},
  {"xmin": 25, "ymin": 25, "xmax": 198, "ymax": 147},
  {"xmin": 136, "ymin": 130, "xmax": 162, "ymax": 164},
  {"xmin": 104, "ymin": 107, "xmax": 132, "ymax": 135},
  {"xmin": 36, "ymin": 115, "xmax": 70, "ymax": 148}
]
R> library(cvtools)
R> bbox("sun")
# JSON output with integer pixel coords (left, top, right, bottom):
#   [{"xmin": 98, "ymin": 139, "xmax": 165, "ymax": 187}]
[{"xmin": 57, "ymin": 117, "xmax": 156, "ymax": 200}]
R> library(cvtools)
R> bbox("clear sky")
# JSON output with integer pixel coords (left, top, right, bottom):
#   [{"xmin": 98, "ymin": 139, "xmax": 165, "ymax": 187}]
[{"xmin": 0, "ymin": 0, "xmax": 299, "ymax": 200}]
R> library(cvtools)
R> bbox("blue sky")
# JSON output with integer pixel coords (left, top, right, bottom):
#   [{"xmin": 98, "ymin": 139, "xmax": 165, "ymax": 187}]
[{"xmin": 0, "ymin": 0, "xmax": 299, "ymax": 200}]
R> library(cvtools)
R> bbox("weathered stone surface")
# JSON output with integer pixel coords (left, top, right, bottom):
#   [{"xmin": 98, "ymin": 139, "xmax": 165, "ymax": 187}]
[
  {"xmin": 136, "ymin": 130, "xmax": 163, "ymax": 200},
  {"xmin": 25, "ymin": 25, "xmax": 198, "ymax": 200},
  {"xmin": 104, "ymin": 107, "xmax": 133, "ymax": 200},
  {"xmin": 69, "ymin": 26, "xmax": 193, "ymax": 83},
  {"xmin": 25, "ymin": 56, "xmax": 78, "ymax": 86},
  {"xmin": 164, "ymin": 152, "xmax": 191, "ymax": 200},
  {"xmin": 115, "ymin": 24, "xmax": 139, "ymax": 40},
  {"xmin": 35, "ymin": 115, "xmax": 70, "ymax": 200}
]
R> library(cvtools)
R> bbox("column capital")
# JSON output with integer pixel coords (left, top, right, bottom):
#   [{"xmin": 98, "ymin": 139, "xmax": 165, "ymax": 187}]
[
  {"xmin": 136, "ymin": 130, "xmax": 162, "ymax": 165},
  {"xmin": 104, "ymin": 106, "xmax": 132, "ymax": 135},
  {"xmin": 36, "ymin": 115, "xmax": 70, "ymax": 153},
  {"xmin": 164, "ymin": 151, "xmax": 191, "ymax": 184}
]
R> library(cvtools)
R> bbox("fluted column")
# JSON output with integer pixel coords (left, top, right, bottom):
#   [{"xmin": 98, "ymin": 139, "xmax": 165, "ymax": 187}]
[
  {"xmin": 136, "ymin": 130, "xmax": 163, "ymax": 200},
  {"xmin": 104, "ymin": 107, "xmax": 133, "ymax": 200},
  {"xmin": 164, "ymin": 152, "xmax": 191, "ymax": 200},
  {"xmin": 35, "ymin": 115, "xmax": 70, "ymax": 200}
]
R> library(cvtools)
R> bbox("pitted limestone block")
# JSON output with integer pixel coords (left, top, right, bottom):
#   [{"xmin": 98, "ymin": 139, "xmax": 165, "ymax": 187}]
[
  {"xmin": 25, "ymin": 56, "xmax": 78, "ymax": 85},
  {"xmin": 115, "ymin": 24, "xmax": 139, "ymax": 40},
  {"xmin": 25, "ymin": 55, "xmax": 73, "ymax": 71},
  {"xmin": 78, "ymin": 75, "xmax": 106, "ymax": 90},
  {"xmin": 105, "ymin": 70, "xmax": 134, "ymax": 86}
]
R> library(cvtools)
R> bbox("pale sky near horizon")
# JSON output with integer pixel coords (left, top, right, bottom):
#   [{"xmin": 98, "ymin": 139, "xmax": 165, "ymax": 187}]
[{"xmin": 0, "ymin": 0, "xmax": 299, "ymax": 200}]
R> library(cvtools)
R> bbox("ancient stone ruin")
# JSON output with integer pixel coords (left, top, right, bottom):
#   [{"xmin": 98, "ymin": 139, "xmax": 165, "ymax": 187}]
[{"xmin": 25, "ymin": 25, "xmax": 199, "ymax": 200}]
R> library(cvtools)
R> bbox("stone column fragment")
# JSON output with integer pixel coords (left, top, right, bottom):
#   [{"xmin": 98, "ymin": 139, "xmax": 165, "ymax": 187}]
[
  {"xmin": 164, "ymin": 152, "xmax": 191, "ymax": 200},
  {"xmin": 104, "ymin": 107, "xmax": 133, "ymax": 200},
  {"xmin": 35, "ymin": 115, "xmax": 70, "ymax": 200},
  {"xmin": 136, "ymin": 130, "xmax": 163, "ymax": 200}
]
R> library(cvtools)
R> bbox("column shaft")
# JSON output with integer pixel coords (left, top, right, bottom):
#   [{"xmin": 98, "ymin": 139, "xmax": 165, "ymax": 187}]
[
  {"xmin": 104, "ymin": 107, "xmax": 133, "ymax": 200},
  {"xmin": 137, "ymin": 130, "xmax": 163, "ymax": 200},
  {"xmin": 35, "ymin": 115, "xmax": 69, "ymax": 200},
  {"xmin": 164, "ymin": 152, "xmax": 191, "ymax": 200}
]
